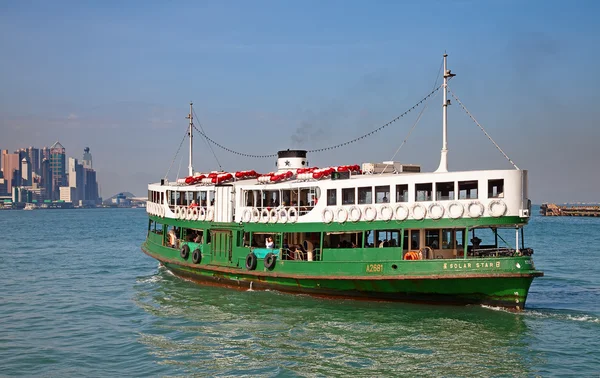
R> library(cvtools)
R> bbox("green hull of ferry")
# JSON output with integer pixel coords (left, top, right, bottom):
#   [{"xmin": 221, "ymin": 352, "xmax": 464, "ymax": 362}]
[{"xmin": 142, "ymin": 215, "xmax": 542, "ymax": 310}]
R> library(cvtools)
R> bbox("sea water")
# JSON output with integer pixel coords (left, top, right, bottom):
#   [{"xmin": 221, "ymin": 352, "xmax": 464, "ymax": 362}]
[{"xmin": 0, "ymin": 207, "xmax": 598, "ymax": 377}]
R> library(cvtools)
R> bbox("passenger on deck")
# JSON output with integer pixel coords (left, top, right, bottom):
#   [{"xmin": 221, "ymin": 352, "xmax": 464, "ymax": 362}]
[
  {"xmin": 168, "ymin": 229, "xmax": 178, "ymax": 248},
  {"xmin": 189, "ymin": 200, "xmax": 198, "ymax": 208},
  {"xmin": 194, "ymin": 233, "xmax": 203, "ymax": 243},
  {"xmin": 266, "ymin": 236, "xmax": 275, "ymax": 249}
]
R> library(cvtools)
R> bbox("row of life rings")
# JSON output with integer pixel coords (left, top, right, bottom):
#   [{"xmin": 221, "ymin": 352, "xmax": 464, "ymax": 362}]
[
  {"xmin": 175, "ymin": 206, "xmax": 214, "ymax": 221},
  {"xmin": 241, "ymin": 207, "xmax": 300, "ymax": 224},
  {"xmin": 146, "ymin": 202, "xmax": 165, "ymax": 217},
  {"xmin": 320, "ymin": 200, "xmax": 508, "ymax": 223}
]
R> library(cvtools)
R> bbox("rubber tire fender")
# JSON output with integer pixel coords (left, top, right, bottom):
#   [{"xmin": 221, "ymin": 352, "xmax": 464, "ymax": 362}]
[
  {"xmin": 245, "ymin": 253, "xmax": 258, "ymax": 270},
  {"xmin": 192, "ymin": 249, "xmax": 202, "ymax": 264},
  {"xmin": 180, "ymin": 244, "xmax": 190, "ymax": 260},
  {"xmin": 264, "ymin": 252, "xmax": 277, "ymax": 270}
]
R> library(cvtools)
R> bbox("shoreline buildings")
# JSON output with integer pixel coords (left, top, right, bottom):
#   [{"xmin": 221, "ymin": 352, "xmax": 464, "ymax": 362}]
[{"xmin": 0, "ymin": 143, "xmax": 101, "ymax": 208}]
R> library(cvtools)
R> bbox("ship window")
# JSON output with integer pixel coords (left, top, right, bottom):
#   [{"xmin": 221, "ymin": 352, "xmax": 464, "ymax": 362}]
[
  {"xmin": 208, "ymin": 190, "xmax": 215, "ymax": 206},
  {"xmin": 436, "ymin": 182, "xmax": 455, "ymax": 201},
  {"xmin": 458, "ymin": 181, "xmax": 478, "ymax": 199},
  {"xmin": 324, "ymin": 231, "xmax": 362, "ymax": 249},
  {"xmin": 375, "ymin": 186, "xmax": 390, "ymax": 203},
  {"xmin": 327, "ymin": 189, "xmax": 337, "ymax": 206},
  {"xmin": 281, "ymin": 189, "xmax": 292, "ymax": 206},
  {"xmin": 488, "ymin": 179, "xmax": 504, "ymax": 198},
  {"xmin": 342, "ymin": 188, "xmax": 355, "ymax": 205},
  {"xmin": 199, "ymin": 191, "xmax": 208, "ymax": 207},
  {"xmin": 415, "ymin": 183, "xmax": 432, "ymax": 201},
  {"xmin": 263, "ymin": 190, "xmax": 280, "ymax": 207},
  {"xmin": 358, "ymin": 187, "xmax": 372, "ymax": 205},
  {"xmin": 160, "ymin": 191, "xmax": 164, "ymax": 205},
  {"xmin": 370, "ymin": 229, "xmax": 400, "ymax": 247},
  {"xmin": 396, "ymin": 184, "xmax": 408, "ymax": 202},
  {"xmin": 403, "ymin": 229, "xmax": 421, "ymax": 250},
  {"xmin": 426, "ymin": 229, "xmax": 440, "ymax": 249},
  {"xmin": 441, "ymin": 229, "xmax": 454, "ymax": 249}
]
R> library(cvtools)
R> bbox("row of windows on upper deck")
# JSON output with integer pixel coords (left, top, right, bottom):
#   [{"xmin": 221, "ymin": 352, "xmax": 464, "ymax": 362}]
[
  {"xmin": 148, "ymin": 190, "xmax": 215, "ymax": 206},
  {"xmin": 326, "ymin": 179, "xmax": 505, "ymax": 206}
]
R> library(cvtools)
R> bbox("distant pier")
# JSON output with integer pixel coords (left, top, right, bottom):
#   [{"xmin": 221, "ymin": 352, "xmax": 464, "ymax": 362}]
[{"xmin": 540, "ymin": 203, "xmax": 600, "ymax": 217}]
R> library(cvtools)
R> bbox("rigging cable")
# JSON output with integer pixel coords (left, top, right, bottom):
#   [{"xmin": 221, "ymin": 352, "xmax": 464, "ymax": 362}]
[
  {"xmin": 447, "ymin": 86, "xmax": 520, "ymax": 170},
  {"xmin": 190, "ymin": 85, "xmax": 444, "ymax": 158},
  {"xmin": 380, "ymin": 57, "xmax": 445, "ymax": 173},
  {"xmin": 163, "ymin": 128, "xmax": 190, "ymax": 181},
  {"xmin": 192, "ymin": 108, "xmax": 224, "ymax": 170}
]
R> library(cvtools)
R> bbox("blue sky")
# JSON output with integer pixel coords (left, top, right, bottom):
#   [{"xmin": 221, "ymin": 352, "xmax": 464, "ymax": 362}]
[{"xmin": 1, "ymin": 0, "xmax": 598, "ymax": 202}]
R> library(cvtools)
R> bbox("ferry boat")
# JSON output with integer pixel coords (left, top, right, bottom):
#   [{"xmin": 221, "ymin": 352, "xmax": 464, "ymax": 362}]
[
  {"xmin": 142, "ymin": 54, "xmax": 543, "ymax": 310},
  {"xmin": 23, "ymin": 203, "xmax": 38, "ymax": 211}
]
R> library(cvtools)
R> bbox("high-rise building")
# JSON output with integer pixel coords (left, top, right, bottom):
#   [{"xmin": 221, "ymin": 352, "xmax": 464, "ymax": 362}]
[
  {"xmin": 40, "ymin": 147, "xmax": 50, "ymax": 162},
  {"xmin": 21, "ymin": 158, "xmax": 32, "ymax": 186},
  {"xmin": 84, "ymin": 168, "xmax": 99, "ymax": 203},
  {"xmin": 41, "ymin": 158, "xmax": 52, "ymax": 200},
  {"xmin": 50, "ymin": 141, "xmax": 66, "ymax": 200},
  {"xmin": 68, "ymin": 157, "xmax": 84, "ymax": 203},
  {"xmin": 82, "ymin": 147, "xmax": 93, "ymax": 169},
  {"xmin": 1, "ymin": 150, "xmax": 21, "ymax": 193},
  {"xmin": 26, "ymin": 147, "xmax": 40, "ymax": 175}
]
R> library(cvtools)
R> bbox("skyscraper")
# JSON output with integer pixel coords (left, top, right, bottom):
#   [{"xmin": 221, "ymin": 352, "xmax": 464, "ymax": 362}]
[
  {"xmin": 26, "ymin": 147, "xmax": 40, "ymax": 175},
  {"xmin": 1, "ymin": 150, "xmax": 20, "ymax": 193},
  {"xmin": 50, "ymin": 141, "xmax": 66, "ymax": 200},
  {"xmin": 68, "ymin": 157, "xmax": 84, "ymax": 203},
  {"xmin": 41, "ymin": 158, "xmax": 52, "ymax": 200},
  {"xmin": 21, "ymin": 158, "xmax": 32, "ymax": 186},
  {"xmin": 84, "ymin": 168, "xmax": 99, "ymax": 203},
  {"xmin": 82, "ymin": 147, "xmax": 93, "ymax": 169}
]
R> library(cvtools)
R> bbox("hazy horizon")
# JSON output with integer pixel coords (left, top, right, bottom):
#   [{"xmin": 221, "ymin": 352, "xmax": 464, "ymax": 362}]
[{"xmin": 1, "ymin": 1, "xmax": 598, "ymax": 203}]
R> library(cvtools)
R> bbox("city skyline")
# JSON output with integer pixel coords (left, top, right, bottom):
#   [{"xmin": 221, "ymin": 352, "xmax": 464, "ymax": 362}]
[
  {"xmin": 1, "ymin": 1, "xmax": 599, "ymax": 202},
  {"xmin": 1, "ymin": 141, "xmax": 100, "ymax": 206}
]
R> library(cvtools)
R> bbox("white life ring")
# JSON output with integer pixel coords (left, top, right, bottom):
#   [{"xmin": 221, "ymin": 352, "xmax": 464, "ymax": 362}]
[
  {"xmin": 322, "ymin": 208, "xmax": 334, "ymax": 223},
  {"xmin": 412, "ymin": 203, "xmax": 427, "ymax": 220},
  {"xmin": 206, "ymin": 207, "xmax": 214, "ymax": 221},
  {"xmin": 363, "ymin": 205, "xmax": 377, "ymax": 222},
  {"xmin": 269, "ymin": 208, "xmax": 279, "ymax": 223},
  {"xmin": 198, "ymin": 207, "xmax": 206, "ymax": 221},
  {"xmin": 287, "ymin": 207, "xmax": 299, "ymax": 223},
  {"xmin": 186, "ymin": 207, "xmax": 194, "ymax": 221},
  {"xmin": 242, "ymin": 208, "xmax": 252, "ymax": 223},
  {"xmin": 160, "ymin": 205, "xmax": 165, "ymax": 218},
  {"xmin": 468, "ymin": 201, "xmax": 484, "ymax": 218},
  {"xmin": 176, "ymin": 206, "xmax": 184, "ymax": 219},
  {"xmin": 348, "ymin": 206, "xmax": 361, "ymax": 222},
  {"xmin": 278, "ymin": 208, "xmax": 288, "ymax": 224},
  {"xmin": 260, "ymin": 208, "xmax": 270, "ymax": 223},
  {"xmin": 191, "ymin": 207, "xmax": 199, "ymax": 221},
  {"xmin": 488, "ymin": 200, "xmax": 507, "ymax": 217},
  {"xmin": 336, "ymin": 207, "xmax": 348, "ymax": 223},
  {"xmin": 147, "ymin": 203, "xmax": 153, "ymax": 215},
  {"xmin": 448, "ymin": 202, "xmax": 464, "ymax": 219},
  {"xmin": 251, "ymin": 207, "xmax": 260, "ymax": 222},
  {"xmin": 151, "ymin": 203, "xmax": 157, "ymax": 216},
  {"xmin": 379, "ymin": 204, "xmax": 393, "ymax": 221},
  {"xmin": 395, "ymin": 204, "xmax": 409, "ymax": 221},
  {"xmin": 428, "ymin": 203, "xmax": 444, "ymax": 220}
]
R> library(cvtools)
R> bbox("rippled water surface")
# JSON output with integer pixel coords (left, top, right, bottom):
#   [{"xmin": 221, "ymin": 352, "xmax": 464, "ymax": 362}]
[{"xmin": 0, "ymin": 208, "xmax": 599, "ymax": 376}]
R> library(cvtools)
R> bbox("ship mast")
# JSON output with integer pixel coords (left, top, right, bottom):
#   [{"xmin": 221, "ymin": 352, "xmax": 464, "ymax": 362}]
[
  {"xmin": 187, "ymin": 102, "xmax": 194, "ymax": 176},
  {"xmin": 435, "ymin": 53, "xmax": 455, "ymax": 173}
]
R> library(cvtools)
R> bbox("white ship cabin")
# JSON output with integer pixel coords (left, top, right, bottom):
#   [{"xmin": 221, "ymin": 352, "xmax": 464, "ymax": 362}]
[
  {"xmin": 147, "ymin": 149, "xmax": 531, "ymax": 224},
  {"xmin": 146, "ymin": 149, "xmax": 531, "ymax": 260}
]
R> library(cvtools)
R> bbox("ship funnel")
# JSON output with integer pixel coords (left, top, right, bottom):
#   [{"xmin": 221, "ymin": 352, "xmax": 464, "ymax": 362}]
[{"xmin": 276, "ymin": 150, "xmax": 308, "ymax": 172}]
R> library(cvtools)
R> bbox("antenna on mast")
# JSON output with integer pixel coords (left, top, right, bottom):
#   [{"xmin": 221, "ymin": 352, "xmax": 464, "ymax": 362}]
[
  {"xmin": 186, "ymin": 102, "xmax": 194, "ymax": 176},
  {"xmin": 435, "ymin": 53, "xmax": 455, "ymax": 173}
]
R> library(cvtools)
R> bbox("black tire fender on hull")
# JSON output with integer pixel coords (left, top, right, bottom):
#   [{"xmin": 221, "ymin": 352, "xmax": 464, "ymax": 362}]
[
  {"xmin": 192, "ymin": 249, "xmax": 202, "ymax": 264},
  {"xmin": 245, "ymin": 253, "xmax": 257, "ymax": 270},
  {"xmin": 264, "ymin": 252, "xmax": 277, "ymax": 270},
  {"xmin": 180, "ymin": 244, "xmax": 190, "ymax": 260}
]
